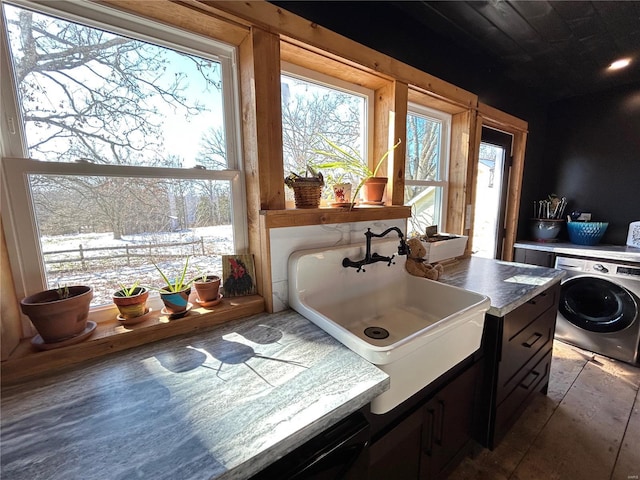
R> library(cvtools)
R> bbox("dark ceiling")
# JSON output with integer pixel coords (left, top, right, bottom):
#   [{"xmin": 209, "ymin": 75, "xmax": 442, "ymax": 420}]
[
  {"xmin": 273, "ymin": 1, "xmax": 640, "ymax": 103},
  {"xmin": 392, "ymin": 1, "xmax": 640, "ymax": 101}
]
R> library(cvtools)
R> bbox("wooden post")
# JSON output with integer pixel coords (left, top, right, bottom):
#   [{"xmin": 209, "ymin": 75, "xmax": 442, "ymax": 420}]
[{"xmin": 79, "ymin": 244, "xmax": 85, "ymax": 270}]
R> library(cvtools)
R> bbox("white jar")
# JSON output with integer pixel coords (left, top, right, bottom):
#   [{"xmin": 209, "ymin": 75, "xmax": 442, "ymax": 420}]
[{"xmin": 627, "ymin": 221, "xmax": 640, "ymax": 248}]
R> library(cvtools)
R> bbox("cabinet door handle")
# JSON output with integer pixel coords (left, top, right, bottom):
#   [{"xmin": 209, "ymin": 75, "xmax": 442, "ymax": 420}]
[
  {"xmin": 520, "ymin": 369, "xmax": 540, "ymax": 390},
  {"xmin": 528, "ymin": 292, "xmax": 548, "ymax": 305},
  {"xmin": 423, "ymin": 408, "xmax": 435, "ymax": 456},
  {"xmin": 522, "ymin": 332, "xmax": 543, "ymax": 348},
  {"xmin": 435, "ymin": 400, "xmax": 445, "ymax": 446}
]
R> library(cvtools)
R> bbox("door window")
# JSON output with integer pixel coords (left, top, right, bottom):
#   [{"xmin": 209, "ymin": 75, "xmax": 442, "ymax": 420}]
[
  {"xmin": 472, "ymin": 127, "xmax": 512, "ymax": 259},
  {"xmin": 560, "ymin": 278, "xmax": 637, "ymax": 332}
]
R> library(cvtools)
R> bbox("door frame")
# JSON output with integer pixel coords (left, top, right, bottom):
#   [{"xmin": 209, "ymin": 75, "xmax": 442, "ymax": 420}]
[
  {"xmin": 477, "ymin": 126, "xmax": 513, "ymax": 259},
  {"xmin": 470, "ymin": 103, "xmax": 528, "ymax": 261}
]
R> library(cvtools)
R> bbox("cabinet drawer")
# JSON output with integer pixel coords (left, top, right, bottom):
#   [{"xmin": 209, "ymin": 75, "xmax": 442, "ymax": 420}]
[
  {"xmin": 503, "ymin": 284, "xmax": 557, "ymax": 342},
  {"xmin": 493, "ymin": 348, "xmax": 552, "ymax": 445},
  {"xmin": 498, "ymin": 307, "xmax": 555, "ymax": 400}
]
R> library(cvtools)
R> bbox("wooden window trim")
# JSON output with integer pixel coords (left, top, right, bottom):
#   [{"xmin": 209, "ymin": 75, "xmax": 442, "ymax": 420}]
[{"xmin": 1, "ymin": 295, "xmax": 265, "ymax": 387}]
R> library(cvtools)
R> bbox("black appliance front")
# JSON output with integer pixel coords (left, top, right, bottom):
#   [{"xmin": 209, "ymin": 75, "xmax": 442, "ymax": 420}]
[
  {"xmin": 250, "ymin": 411, "xmax": 370, "ymax": 480},
  {"xmin": 559, "ymin": 277, "xmax": 637, "ymax": 333}
]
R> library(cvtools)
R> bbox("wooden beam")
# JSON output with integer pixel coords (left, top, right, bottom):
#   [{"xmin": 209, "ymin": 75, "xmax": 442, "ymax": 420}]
[
  {"xmin": 408, "ymin": 86, "xmax": 475, "ymax": 115},
  {"xmin": 240, "ymin": 28, "xmax": 285, "ymax": 211},
  {"xmin": 198, "ymin": 1, "xmax": 477, "ymax": 109},
  {"xmin": 464, "ymin": 113, "xmax": 483, "ymax": 255},
  {"xmin": 0, "ymin": 221, "xmax": 21, "ymax": 361},
  {"xmin": 101, "ymin": 0, "xmax": 250, "ymax": 45},
  {"xmin": 380, "ymin": 81, "xmax": 408, "ymax": 206},
  {"xmin": 239, "ymin": 28, "xmax": 284, "ymax": 302},
  {"xmin": 478, "ymin": 102, "xmax": 529, "ymax": 133},
  {"xmin": 503, "ymin": 131, "xmax": 527, "ymax": 260},
  {"xmin": 261, "ymin": 206, "xmax": 412, "ymax": 229},
  {"xmin": 281, "ymin": 40, "xmax": 389, "ymax": 90},
  {"xmin": 448, "ymin": 110, "xmax": 473, "ymax": 235}
]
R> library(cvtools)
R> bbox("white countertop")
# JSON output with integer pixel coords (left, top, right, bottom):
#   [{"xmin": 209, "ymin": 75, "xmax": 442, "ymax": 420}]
[
  {"xmin": 514, "ymin": 241, "xmax": 640, "ymax": 264},
  {"xmin": 439, "ymin": 256, "xmax": 565, "ymax": 317},
  {"xmin": 0, "ymin": 311, "xmax": 389, "ymax": 480}
]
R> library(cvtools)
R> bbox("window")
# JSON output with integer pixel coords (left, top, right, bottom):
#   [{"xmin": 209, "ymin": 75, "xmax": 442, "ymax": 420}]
[
  {"xmin": 404, "ymin": 104, "xmax": 450, "ymax": 235},
  {"xmin": 280, "ymin": 62, "xmax": 373, "ymax": 201},
  {"xmin": 1, "ymin": 0, "xmax": 246, "ymax": 315}
]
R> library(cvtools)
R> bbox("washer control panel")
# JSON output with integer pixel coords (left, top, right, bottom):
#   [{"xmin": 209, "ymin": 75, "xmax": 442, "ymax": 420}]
[{"xmin": 555, "ymin": 256, "xmax": 640, "ymax": 280}]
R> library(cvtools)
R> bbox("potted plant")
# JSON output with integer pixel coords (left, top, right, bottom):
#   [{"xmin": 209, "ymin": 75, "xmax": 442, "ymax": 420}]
[
  {"xmin": 284, "ymin": 166, "xmax": 324, "ymax": 208},
  {"xmin": 331, "ymin": 182, "xmax": 352, "ymax": 205},
  {"xmin": 193, "ymin": 272, "xmax": 221, "ymax": 304},
  {"xmin": 312, "ymin": 137, "xmax": 401, "ymax": 205},
  {"xmin": 112, "ymin": 281, "xmax": 149, "ymax": 321},
  {"xmin": 20, "ymin": 285, "xmax": 94, "ymax": 343},
  {"xmin": 153, "ymin": 257, "xmax": 194, "ymax": 317}
]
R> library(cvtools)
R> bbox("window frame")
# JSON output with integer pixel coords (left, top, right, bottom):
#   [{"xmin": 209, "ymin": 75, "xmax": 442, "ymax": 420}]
[
  {"xmin": 0, "ymin": 0, "xmax": 247, "ymax": 330},
  {"xmin": 404, "ymin": 102, "xmax": 451, "ymax": 231},
  {"xmin": 280, "ymin": 61, "xmax": 375, "ymax": 174}
]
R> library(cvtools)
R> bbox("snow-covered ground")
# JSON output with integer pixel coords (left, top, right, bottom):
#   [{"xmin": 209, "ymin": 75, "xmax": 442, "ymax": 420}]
[{"xmin": 41, "ymin": 225, "xmax": 234, "ymax": 306}]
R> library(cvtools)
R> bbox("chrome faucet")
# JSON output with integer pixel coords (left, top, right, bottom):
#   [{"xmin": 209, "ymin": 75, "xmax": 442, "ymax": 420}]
[{"xmin": 342, "ymin": 227, "xmax": 411, "ymax": 272}]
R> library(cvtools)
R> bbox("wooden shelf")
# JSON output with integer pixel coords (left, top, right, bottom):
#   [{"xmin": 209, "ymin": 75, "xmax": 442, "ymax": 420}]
[
  {"xmin": 1, "ymin": 295, "xmax": 265, "ymax": 387},
  {"xmin": 261, "ymin": 205, "xmax": 412, "ymax": 229}
]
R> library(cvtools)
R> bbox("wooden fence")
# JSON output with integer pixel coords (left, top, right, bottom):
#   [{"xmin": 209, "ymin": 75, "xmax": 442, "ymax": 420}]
[{"xmin": 43, "ymin": 238, "xmax": 210, "ymax": 270}]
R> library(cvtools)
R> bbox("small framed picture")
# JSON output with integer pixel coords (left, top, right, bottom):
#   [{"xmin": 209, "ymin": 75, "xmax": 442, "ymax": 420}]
[{"xmin": 222, "ymin": 254, "xmax": 257, "ymax": 297}]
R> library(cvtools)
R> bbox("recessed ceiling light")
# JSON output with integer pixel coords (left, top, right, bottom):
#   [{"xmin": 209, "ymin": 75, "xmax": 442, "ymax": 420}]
[{"xmin": 608, "ymin": 58, "xmax": 631, "ymax": 70}]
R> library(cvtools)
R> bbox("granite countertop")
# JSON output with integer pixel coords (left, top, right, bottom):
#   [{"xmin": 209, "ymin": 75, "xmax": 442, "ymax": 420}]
[
  {"xmin": 0, "ymin": 311, "xmax": 389, "ymax": 480},
  {"xmin": 439, "ymin": 256, "xmax": 565, "ymax": 317},
  {"xmin": 515, "ymin": 241, "xmax": 640, "ymax": 264}
]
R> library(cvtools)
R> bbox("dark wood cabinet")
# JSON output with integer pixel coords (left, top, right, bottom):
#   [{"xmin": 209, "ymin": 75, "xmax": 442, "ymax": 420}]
[
  {"xmin": 369, "ymin": 408, "xmax": 422, "ymax": 480},
  {"xmin": 514, "ymin": 247, "xmax": 555, "ymax": 267},
  {"xmin": 420, "ymin": 361, "xmax": 479, "ymax": 479},
  {"xmin": 367, "ymin": 356, "xmax": 482, "ymax": 480},
  {"xmin": 477, "ymin": 282, "xmax": 560, "ymax": 449}
]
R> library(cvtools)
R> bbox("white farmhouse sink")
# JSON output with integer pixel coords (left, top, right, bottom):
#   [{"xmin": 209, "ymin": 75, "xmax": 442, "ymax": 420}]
[{"xmin": 289, "ymin": 238, "xmax": 490, "ymax": 414}]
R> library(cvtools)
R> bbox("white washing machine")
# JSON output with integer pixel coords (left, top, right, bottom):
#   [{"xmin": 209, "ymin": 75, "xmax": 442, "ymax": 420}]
[{"xmin": 554, "ymin": 256, "xmax": 640, "ymax": 365}]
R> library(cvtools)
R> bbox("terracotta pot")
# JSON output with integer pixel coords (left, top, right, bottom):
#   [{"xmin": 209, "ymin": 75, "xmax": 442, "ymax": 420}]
[
  {"xmin": 20, "ymin": 286, "xmax": 93, "ymax": 343},
  {"xmin": 194, "ymin": 275, "xmax": 221, "ymax": 302},
  {"xmin": 112, "ymin": 287, "xmax": 149, "ymax": 319},
  {"xmin": 362, "ymin": 177, "xmax": 388, "ymax": 203},
  {"xmin": 159, "ymin": 286, "xmax": 191, "ymax": 315}
]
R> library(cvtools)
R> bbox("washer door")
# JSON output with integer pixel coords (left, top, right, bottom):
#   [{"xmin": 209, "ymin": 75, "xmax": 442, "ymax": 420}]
[{"xmin": 559, "ymin": 277, "xmax": 638, "ymax": 333}]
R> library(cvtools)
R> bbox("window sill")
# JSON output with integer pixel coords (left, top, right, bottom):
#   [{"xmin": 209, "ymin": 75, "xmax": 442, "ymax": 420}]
[
  {"xmin": 1, "ymin": 295, "xmax": 265, "ymax": 387},
  {"xmin": 261, "ymin": 205, "xmax": 412, "ymax": 228}
]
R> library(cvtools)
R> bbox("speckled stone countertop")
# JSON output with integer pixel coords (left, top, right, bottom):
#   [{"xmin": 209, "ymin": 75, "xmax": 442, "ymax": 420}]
[
  {"xmin": 439, "ymin": 257, "xmax": 565, "ymax": 317},
  {"xmin": 515, "ymin": 241, "xmax": 640, "ymax": 264},
  {"xmin": 1, "ymin": 311, "xmax": 389, "ymax": 480}
]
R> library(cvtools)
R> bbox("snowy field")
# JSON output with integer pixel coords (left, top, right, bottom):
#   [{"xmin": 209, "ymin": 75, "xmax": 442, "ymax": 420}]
[{"xmin": 41, "ymin": 225, "xmax": 234, "ymax": 306}]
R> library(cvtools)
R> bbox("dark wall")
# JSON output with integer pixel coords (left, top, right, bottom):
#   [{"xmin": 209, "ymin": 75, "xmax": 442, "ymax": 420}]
[{"xmin": 545, "ymin": 83, "xmax": 640, "ymax": 245}]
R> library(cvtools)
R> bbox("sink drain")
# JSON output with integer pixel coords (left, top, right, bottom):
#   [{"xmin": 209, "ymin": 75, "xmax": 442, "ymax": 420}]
[{"xmin": 364, "ymin": 326, "xmax": 389, "ymax": 339}]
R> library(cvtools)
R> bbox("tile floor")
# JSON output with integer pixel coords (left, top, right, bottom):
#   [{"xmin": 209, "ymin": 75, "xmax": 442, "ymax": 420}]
[{"xmin": 449, "ymin": 340, "xmax": 640, "ymax": 480}]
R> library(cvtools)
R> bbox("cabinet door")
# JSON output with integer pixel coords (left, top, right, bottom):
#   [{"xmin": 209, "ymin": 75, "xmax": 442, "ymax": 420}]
[
  {"xmin": 420, "ymin": 362, "xmax": 478, "ymax": 479},
  {"xmin": 369, "ymin": 408, "xmax": 423, "ymax": 480}
]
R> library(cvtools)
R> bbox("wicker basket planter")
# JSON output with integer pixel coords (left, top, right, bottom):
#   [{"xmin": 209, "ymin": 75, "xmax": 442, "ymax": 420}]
[{"xmin": 285, "ymin": 171, "xmax": 324, "ymax": 208}]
